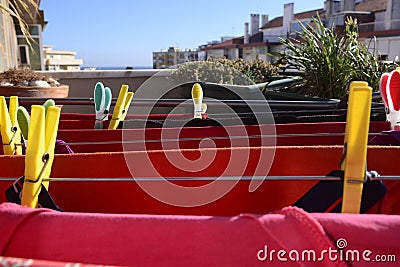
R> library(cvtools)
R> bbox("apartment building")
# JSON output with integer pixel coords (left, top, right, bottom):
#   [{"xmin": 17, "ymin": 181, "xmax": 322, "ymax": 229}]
[
  {"xmin": 43, "ymin": 45, "xmax": 83, "ymax": 71},
  {"xmin": 200, "ymin": 37, "xmax": 244, "ymax": 60},
  {"xmin": 0, "ymin": 0, "xmax": 17, "ymax": 70},
  {"xmin": 354, "ymin": 0, "xmax": 400, "ymax": 61},
  {"xmin": 0, "ymin": 0, "xmax": 46, "ymax": 71},
  {"xmin": 199, "ymin": 0, "xmax": 400, "ymax": 64},
  {"xmin": 153, "ymin": 47, "xmax": 198, "ymax": 69},
  {"xmin": 0, "ymin": 0, "xmax": 84, "ymax": 71},
  {"xmin": 199, "ymin": 4, "xmax": 326, "ymax": 62}
]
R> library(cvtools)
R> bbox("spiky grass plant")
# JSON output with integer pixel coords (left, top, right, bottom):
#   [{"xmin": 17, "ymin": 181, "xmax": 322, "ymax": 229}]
[{"xmin": 276, "ymin": 14, "xmax": 383, "ymax": 99}]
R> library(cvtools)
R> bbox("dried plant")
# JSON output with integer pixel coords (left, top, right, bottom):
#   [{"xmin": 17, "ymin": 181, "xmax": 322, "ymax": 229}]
[{"xmin": 0, "ymin": 67, "xmax": 59, "ymax": 86}]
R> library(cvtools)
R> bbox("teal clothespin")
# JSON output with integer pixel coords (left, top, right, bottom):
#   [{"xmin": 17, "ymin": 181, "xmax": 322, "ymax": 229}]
[{"xmin": 94, "ymin": 82, "xmax": 112, "ymax": 129}]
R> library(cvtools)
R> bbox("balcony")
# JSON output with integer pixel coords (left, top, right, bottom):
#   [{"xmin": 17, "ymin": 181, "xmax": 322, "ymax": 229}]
[
  {"xmin": 358, "ymin": 19, "xmax": 400, "ymax": 37},
  {"xmin": 263, "ymin": 35, "xmax": 286, "ymax": 43},
  {"xmin": 45, "ymin": 58, "xmax": 84, "ymax": 66}
]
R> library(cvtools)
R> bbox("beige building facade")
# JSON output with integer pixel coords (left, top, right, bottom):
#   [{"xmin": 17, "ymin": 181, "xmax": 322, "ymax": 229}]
[
  {"xmin": 43, "ymin": 45, "xmax": 83, "ymax": 71},
  {"xmin": 153, "ymin": 47, "xmax": 198, "ymax": 69},
  {"xmin": 0, "ymin": 0, "xmax": 19, "ymax": 70}
]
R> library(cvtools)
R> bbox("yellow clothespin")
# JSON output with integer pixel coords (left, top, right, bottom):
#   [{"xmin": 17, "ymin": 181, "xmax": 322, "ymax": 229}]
[
  {"xmin": 340, "ymin": 81, "xmax": 369, "ymax": 171},
  {"xmin": 341, "ymin": 82, "xmax": 372, "ymax": 214},
  {"xmin": 120, "ymin": 92, "xmax": 134, "ymax": 122},
  {"xmin": 192, "ymin": 83, "xmax": 203, "ymax": 119},
  {"xmin": 21, "ymin": 105, "xmax": 60, "ymax": 208},
  {"xmin": 9, "ymin": 97, "xmax": 22, "ymax": 155},
  {"xmin": 0, "ymin": 96, "xmax": 22, "ymax": 155},
  {"xmin": 108, "ymin": 84, "xmax": 133, "ymax": 129}
]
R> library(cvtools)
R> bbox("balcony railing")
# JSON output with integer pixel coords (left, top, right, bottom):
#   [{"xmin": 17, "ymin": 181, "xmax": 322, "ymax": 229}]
[
  {"xmin": 358, "ymin": 19, "xmax": 400, "ymax": 33},
  {"xmin": 261, "ymin": 18, "xmax": 400, "ymax": 44},
  {"xmin": 46, "ymin": 58, "xmax": 83, "ymax": 66},
  {"xmin": 263, "ymin": 35, "xmax": 286, "ymax": 43}
]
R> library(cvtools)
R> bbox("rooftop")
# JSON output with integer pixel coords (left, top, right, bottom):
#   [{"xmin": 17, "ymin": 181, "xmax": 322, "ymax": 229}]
[
  {"xmin": 261, "ymin": 8, "xmax": 325, "ymax": 30},
  {"xmin": 355, "ymin": 0, "xmax": 387, "ymax": 13},
  {"xmin": 201, "ymin": 37, "xmax": 244, "ymax": 50},
  {"xmin": 44, "ymin": 46, "xmax": 77, "ymax": 56},
  {"xmin": 261, "ymin": 0, "xmax": 388, "ymax": 31}
]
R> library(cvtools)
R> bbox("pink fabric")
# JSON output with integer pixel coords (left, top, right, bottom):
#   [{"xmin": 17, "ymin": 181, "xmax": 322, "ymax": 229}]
[
  {"xmin": 314, "ymin": 212, "xmax": 400, "ymax": 265},
  {"xmin": 0, "ymin": 256, "xmax": 120, "ymax": 267},
  {"xmin": 1, "ymin": 203, "xmax": 399, "ymax": 266}
]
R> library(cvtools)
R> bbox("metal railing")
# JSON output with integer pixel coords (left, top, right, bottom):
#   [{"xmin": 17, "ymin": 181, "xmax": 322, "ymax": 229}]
[
  {"xmin": 263, "ymin": 35, "xmax": 286, "ymax": 43},
  {"xmin": 358, "ymin": 19, "xmax": 400, "ymax": 33}
]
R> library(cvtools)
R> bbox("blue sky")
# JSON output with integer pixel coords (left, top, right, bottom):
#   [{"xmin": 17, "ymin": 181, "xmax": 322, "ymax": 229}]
[{"xmin": 40, "ymin": 0, "xmax": 324, "ymax": 67}]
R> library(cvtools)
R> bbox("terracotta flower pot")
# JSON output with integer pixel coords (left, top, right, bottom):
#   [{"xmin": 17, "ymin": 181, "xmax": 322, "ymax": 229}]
[{"xmin": 0, "ymin": 84, "xmax": 69, "ymax": 98}]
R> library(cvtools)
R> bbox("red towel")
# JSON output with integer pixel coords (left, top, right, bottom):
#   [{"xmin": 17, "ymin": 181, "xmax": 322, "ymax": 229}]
[{"xmin": 1, "ymin": 203, "xmax": 399, "ymax": 266}]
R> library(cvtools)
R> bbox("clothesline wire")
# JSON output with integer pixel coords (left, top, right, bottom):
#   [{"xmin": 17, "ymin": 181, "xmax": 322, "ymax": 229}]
[
  {"xmin": 0, "ymin": 175, "xmax": 399, "ymax": 182},
  {"xmin": 60, "ymin": 132, "xmax": 387, "ymax": 146}
]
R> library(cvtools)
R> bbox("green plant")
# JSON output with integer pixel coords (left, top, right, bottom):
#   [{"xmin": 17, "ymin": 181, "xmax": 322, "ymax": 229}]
[
  {"xmin": 207, "ymin": 58, "xmax": 278, "ymax": 83},
  {"xmin": 170, "ymin": 58, "xmax": 278, "ymax": 85},
  {"xmin": 275, "ymin": 14, "xmax": 385, "ymax": 99}
]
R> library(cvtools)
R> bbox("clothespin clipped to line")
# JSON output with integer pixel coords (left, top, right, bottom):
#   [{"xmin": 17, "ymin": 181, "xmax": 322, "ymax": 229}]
[
  {"xmin": 340, "ymin": 81, "xmax": 368, "ymax": 171},
  {"xmin": 94, "ymin": 82, "xmax": 112, "ymax": 129},
  {"xmin": 341, "ymin": 81, "xmax": 372, "ymax": 214},
  {"xmin": 0, "ymin": 96, "xmax": 22, "ymax": 155},
  {"xmin": 108, "ymin": 84, "xmax": 134, "ymax": 130},
  {"xmin": 21, "ymin": 104, "xmax": 60, "ymax": 208},
  {"xmin": 16, "ymin": 99, "xmax": 55, "ymax": 150},
  {"xmin": 380, "ymin": 67, "xmax": 400, "ymax": 129},
  {"xmin": 191, "ymin": 83, "xmax": 208, "ymax": 119}
]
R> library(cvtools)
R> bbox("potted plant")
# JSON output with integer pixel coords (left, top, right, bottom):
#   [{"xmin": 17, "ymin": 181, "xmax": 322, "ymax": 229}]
[
  {"xmin": 273, "ymin": 14, "xmax": 386, "ymax": 99},
  {"xmin": 0, "ymin": 67, "xmax": 69, "ymax": 98}
]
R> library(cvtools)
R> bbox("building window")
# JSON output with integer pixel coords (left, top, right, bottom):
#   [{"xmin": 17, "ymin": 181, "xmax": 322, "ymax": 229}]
[
  {"xmin": 18, "ymin": 45, "xmax": 30, "ymax": 65},
  {"xmin": 16, "ymin": 25, "xmax": 40, "ymax": 36},
  {"xmin": 379, "ymin": 55, "xmax": 388, "ymax": 61},
  {"xmin": 30, "ymin": 25, "xmax": 39, "ymax": 36}
]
